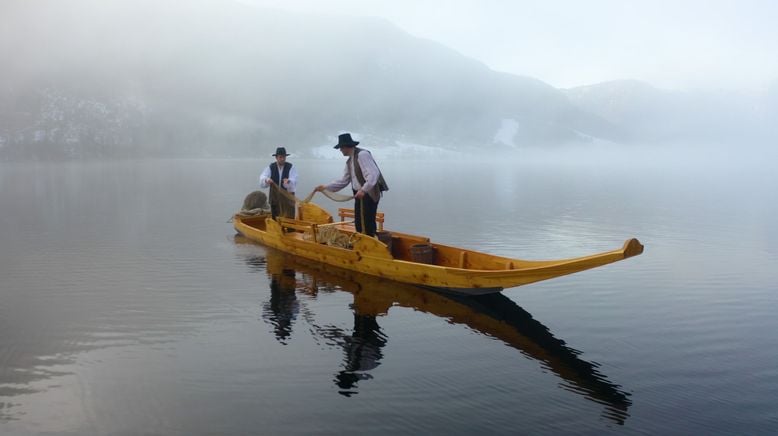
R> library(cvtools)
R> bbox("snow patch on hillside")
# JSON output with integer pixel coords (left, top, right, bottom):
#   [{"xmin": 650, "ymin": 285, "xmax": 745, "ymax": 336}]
[{"xmin": 493, "ymin": 118, "xmax": 520, "ymax": 147}]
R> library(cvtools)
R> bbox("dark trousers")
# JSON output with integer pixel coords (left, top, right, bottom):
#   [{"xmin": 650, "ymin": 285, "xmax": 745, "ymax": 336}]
[{"xmin": 353, "ymin": 191, "xmax": 379, "ymax": 236}]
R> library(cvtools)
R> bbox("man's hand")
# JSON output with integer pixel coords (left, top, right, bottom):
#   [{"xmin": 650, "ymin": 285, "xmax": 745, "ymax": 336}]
[
  {"xmin": 354, "ymin": 190, "xmax": 365, "ymax": 199},
  {"xmin": 315, "ymin": 185, "xmax": 326, "ymax": 192}
]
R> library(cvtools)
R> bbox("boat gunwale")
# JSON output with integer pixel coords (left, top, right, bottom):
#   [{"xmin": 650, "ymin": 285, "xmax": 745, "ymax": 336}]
[{"xmin": 232, "ymin": 212, "xmax": 643, "ymax": 293}]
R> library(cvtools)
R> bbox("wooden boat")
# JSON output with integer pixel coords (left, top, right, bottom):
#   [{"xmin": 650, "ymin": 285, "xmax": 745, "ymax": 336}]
[{"xmin": 232, "ymin": 202, "xmax": 644, "ymax": 295}]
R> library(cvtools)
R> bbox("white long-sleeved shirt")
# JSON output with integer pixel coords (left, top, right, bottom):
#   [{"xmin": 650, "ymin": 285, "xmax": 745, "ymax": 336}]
[
  {"xmin": 325, "ymin": 150, "xmax": 379, "ymax": 195},
  {"xmin": 259, "ymin": 163, "xmax": 298, "ymax": 193}
]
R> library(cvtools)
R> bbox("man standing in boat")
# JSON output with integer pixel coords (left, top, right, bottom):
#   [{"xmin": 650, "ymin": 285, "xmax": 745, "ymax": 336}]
[
  {"xmin": 316, "ymin": 133, "xmax": 388, "ymax": 237},
  {"xmin": 260, "ymin": 147, "xmax": 298, "ymax": 219}
]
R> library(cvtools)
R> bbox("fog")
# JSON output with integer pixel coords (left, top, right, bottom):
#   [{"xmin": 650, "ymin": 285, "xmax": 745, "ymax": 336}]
[
  {"xmin": 243, "ymin": 0, "xmax": 778, "ymax": 91},
  {"xmin": 1, "ymin": 0, "xmax": 776, "ymax": 160}
]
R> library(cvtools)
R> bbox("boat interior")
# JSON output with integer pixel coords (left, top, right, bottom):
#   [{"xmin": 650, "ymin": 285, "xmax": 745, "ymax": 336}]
[{"xmin": 237, "ymin": 203, "xmax": 542, "ymax": 271}]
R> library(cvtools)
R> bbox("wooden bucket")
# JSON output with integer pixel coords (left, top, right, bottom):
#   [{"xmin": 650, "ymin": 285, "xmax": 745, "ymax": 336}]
[
  {"xmin": 376, "ymin": 230, "xmax": 393, "ymax": 253},
  {"xmin": 410, "ymin": 243, "xmax": 436, "ymax": 264}
]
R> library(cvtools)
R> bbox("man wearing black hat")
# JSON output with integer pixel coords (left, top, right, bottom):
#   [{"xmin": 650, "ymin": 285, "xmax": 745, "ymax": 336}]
[
  {"xmin": 260, "ymin": 147, "xmax": 298, "ymax": 219},
  {"xmin": 315, "ymin": 133, "xmax": 388, "ymax": 237}
]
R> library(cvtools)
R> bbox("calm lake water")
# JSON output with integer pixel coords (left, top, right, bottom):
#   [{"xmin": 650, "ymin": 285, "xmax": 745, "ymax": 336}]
[{"xmin": 1, "ymin": 151, "xmax": 777, "ymax": 435}]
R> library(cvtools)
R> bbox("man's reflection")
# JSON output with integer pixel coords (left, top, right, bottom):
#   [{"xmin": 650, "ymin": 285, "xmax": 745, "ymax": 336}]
[
  {"xmin": 262, "ymin": 250, "xmax": 389, "ymax": 394},
  {"xmin": 332, "ymin": 312, "xmax": 387, "ymax": 396},
  {"xmin": 263, "ymin": 268, "xmax": 299, "ymax": 345},
  {"xmin": 242, "ymin": 243, "xmax": 301, "ymax": 345}
]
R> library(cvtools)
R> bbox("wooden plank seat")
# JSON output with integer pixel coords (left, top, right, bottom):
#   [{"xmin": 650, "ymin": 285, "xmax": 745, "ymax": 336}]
[
  {"xmin": 278, "ymin": 217, "xmax": 356, "ymax": 246},
  {"xmin": 277, "ymin": 217, "xmax": 316, "ymax": 231}
]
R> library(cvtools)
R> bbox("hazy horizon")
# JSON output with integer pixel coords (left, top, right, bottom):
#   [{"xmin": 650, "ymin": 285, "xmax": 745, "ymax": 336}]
[
  {"xmin": 2, "ymin": 0, "xmax": 776, "ymax": 160},
  {"xmin": 240, "ymin": 0, "xmax": 778, "ymax": 91}
]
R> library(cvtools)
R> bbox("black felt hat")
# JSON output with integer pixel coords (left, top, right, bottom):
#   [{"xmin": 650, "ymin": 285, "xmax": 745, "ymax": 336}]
[
  {"xmin": 334, "ymin": 133, "xmax": 359, "ymax": 149},
  {"xmin": 272, "ymin": 147, "xmax": 290, "ymax": 156}
]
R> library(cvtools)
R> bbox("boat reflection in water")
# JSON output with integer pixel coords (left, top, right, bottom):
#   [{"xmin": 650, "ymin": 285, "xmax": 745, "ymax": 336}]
[{"xmin": 235, "ymin": 236, "xmax": 632, "ymax": 424}]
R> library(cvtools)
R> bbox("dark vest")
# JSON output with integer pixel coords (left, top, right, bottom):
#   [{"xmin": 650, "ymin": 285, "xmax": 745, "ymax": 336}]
[
  {"xmin": 351, "ymin": 148, "xmax": 388, "ymax": 201},
  {"xmin": 268, "ymin": 162, "xmax": 292, "ymax": 206},
  {"xmin": 269, "ymin": 162, "xmax": 292, "ymax": 192}
]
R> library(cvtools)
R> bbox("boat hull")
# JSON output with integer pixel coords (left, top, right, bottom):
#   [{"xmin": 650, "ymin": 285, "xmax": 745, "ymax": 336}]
[{"xmin": 232, "ymin": 210, "xmax": 643, "ymax": 295}]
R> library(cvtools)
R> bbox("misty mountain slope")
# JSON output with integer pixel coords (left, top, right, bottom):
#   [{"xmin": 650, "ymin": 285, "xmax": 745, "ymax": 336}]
[
  {"xmin": 564, "ymin": 80, "xmax": 775, "ymax": 143},
  {"xmin": 0, "ymin": 0, "xmax": 699, "ymax": 159}
]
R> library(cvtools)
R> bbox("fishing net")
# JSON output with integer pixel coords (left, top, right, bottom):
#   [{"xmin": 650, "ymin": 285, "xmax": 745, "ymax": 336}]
[
  {"xmin": 269, "ymin": 185, "xmax": 296, "ymax": 219},
  {"xmin": 304, "ymin": 225, "xmax": 356, "ymax": 249},
  {"xmin": 233, "ymin": 187, "xmax": 353, "ymax": 228},
  {"xmin": 235, "ymin": 190, "xmax": 271, "ymax": 217},
  {"xmin": 269, "ymin": 186, "xmax": 353, "ymax": 218},
  {"xmin": 301, "ymin": 189, "xmax": 353, "ymax": 203}
]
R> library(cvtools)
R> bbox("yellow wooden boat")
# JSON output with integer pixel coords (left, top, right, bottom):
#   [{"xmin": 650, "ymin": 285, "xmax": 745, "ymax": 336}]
[{"xmin": 232, "ymin": 203, "xmax": 643, "ymax": 295}]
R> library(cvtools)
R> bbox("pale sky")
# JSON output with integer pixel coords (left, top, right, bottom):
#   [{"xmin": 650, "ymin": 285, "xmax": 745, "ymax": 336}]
[{"xmin": 241, "ymin": 0, "xmax": 778, "ymax": 90}]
